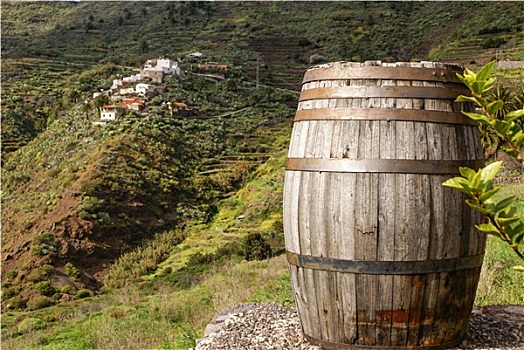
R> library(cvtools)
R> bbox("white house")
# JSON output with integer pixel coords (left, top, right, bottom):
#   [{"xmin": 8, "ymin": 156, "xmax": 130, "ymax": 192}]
[
  {"xmin": 123, "ymin": 73, "xmax": 141, "ymax": 83},
  {"xmin": 100, "ymin": 105, "xmax": 125, "ymax": 121},
  {"xmin": 136, "ymin": 83, "xmax": 153, "ymax": 96},
  {"xmin": 119, "ymin": 87, "xmax": 136, "ymax": 96},
  {"xmin": 186, "ymin": 52, "xmax": 205, "ymax": 59},
  {"xmin": 111, "ymin": 79, "xmax": 123, "ymax": 90},
  {"xmin": 142, "ymin": 58, "xmax": 180, "ymax": 75}
]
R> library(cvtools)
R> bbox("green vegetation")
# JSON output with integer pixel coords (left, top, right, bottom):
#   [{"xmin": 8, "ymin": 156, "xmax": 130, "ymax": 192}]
[
  {"xmin": 2, "ymin": 2, "xmax": 524, "ymax": 148},
  {"xmin": 2, "ymin": 201, "xmax": 523, "ymax": 348},
  {"xmin": 476, "ymin": 184, "xmax": 524, "ymax": 305},
  {"xmin": 444, "ymin": 61, "xmax": 524, "ymax": 270},
  {"xmin": 477, "ymin": 236, "xmax": 524, "ymax": 306},
  {"xmin": 1, "ymin": 51, "xmax": 294, "ymax": 304}
]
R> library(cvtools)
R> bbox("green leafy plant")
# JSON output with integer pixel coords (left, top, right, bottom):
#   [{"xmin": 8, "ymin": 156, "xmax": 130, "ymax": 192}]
[
  {"xmin": 443, "ymin": 61, "xmax": 524, "ymax": 271},
  {"xmin": 76, "ymin": 289, "xmax": 92, "ymax": 298},
  {"xmin": 65, "ymin": 262, "xmax": 81, "ymax": 279},
  {"xmin": 30, "ymin": 232, "xmax": 60, "ymax": 257},
  {"xmin": 454, "ymin": 61, "xmax": 524, "ymax": 161},
  {"xmin": 243, "ymin": 233, "xmax": 272, "ymax": 261},
  {"xmin": 33, "ymin": 280, "xmax": 56, "ymax": 296},
  {"xmin": 26, "ymin": 296, "xmax": 52, "ymax": 310}
]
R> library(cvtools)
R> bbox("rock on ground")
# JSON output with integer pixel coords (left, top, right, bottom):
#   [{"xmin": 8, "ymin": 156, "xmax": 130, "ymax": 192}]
[{"xmin": 194, "ymin": 303, "xmax": 524, "ymax": 350}]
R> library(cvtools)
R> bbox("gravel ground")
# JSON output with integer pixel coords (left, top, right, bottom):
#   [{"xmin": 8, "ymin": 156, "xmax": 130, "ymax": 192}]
[{"xmin": 194, "ymin": 303, "xmax": 524, "ymax": 350}]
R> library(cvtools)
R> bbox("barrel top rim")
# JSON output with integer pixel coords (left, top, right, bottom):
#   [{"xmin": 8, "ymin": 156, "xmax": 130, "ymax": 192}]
[{"xmin": 307, "ymin": 60, "xmax": 465, "ymax": 71}]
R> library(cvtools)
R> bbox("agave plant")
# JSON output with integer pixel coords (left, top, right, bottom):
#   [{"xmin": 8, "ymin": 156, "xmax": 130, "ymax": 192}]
[
  {"xmin": 485, "ymin": 85, "xmax": 517, "ymax": 120},
  {"xmin": 478, "ymin": 122, "xmax": 500, "ymax": 158},
  {"xmin": 513, "ymin": 86, "xmax": 524, "ymax": 128}
]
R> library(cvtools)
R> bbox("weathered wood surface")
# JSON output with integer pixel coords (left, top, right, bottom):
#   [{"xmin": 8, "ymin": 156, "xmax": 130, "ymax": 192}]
[{"xmin": 283, "ymin": 61, "xmax": 486, "ymax": 349}]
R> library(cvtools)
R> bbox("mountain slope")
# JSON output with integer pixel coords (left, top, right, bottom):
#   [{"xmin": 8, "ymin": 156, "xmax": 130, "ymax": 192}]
[
  {"xmin": 1, "ymin": 65, "xmax": 294, "ymax": 308},
  {"xmin": 3, "ymin": 1, "xmax": 524, "ymax": 148}
]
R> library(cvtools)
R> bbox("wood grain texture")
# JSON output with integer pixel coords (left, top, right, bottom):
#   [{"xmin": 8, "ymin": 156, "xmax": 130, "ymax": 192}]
[{"xmin": 284, "ymin": 61, "xmax": 485, "ymax": 349}]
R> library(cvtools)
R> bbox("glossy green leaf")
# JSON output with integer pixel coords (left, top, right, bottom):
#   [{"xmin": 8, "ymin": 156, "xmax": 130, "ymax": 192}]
[
  {"xmin": 491, "ymin": 119, "xmax": 511, "ymax": 135},
  {"xmin": 494, "ymin": 196, "xmax": 517, "ymax": 213},
  {"xmin": 508, "ymin": 224, "xmax": 524, "ymax": 243},
  {"xmin": 487, "ymin": 100, "xmax": 504, "ymax": 116},
  {"xmin": 470, "ymin": 169, "xmax": 482, "ymax": 190},
  {"xmin": 476, "ymin": 222, "xmax": 501, "ymax": 235},
  {"xmin": 455, "ymin": 95, "xmax": 479, "ymax": 104},
  {"xmin": 459, "ymin": 167, "xmax": 477, "ymax": 181},
  {"xmin": 479, "ymin": 187, "xmax": 501, "ymax": 202},
  {"xmin": 501, "ymin": 147, "xmax": 520, "ymax": 158},
  {"xmin": 496, "ymin": 215, "xmax": 521, "ymax": 227},
  {"xmin": 471, "ymin": 81, "xmax": 486, "ymax": 95},
  {"xmin": 480, "ymin": 161, "xmax": 502, "ymax": 182},
  {"xmin": 466, "ymin": 199, "xmax": 490, "ymax": 214},
  {"xmin": 462, "ymin": 111, "xmax": 491, "ymax": 123},
  {"xmin": 476, "ymin": 60, "xmax": 497, "ymax": 81},
  {"xmin": 509, "ymin": 131, "xmax": 524, "ymax": 147},
  {"xmin": 442, "ymin": 177, "xmax": 472, "ymax": 194},
  {"xmin": 482, "ymin": 77, "xmax": 497, "ymax": 92},
  {"xmin": 505, "ymin": 109, "xmax": 524, "ymax": 122}
]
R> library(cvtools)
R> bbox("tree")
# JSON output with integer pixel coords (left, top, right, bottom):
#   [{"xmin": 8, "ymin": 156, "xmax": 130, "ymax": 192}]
[
  {"xmin": 93, "ymin": 94, "xmax": 110, "ymax": 118},
  {"xmin": 139, "ymin": 40, "xmax": 149, "ymax": 54},
  {"xmin": 81, "ymin": 100, "xmax": 91, "ymax": 118},
  {"xmin": 62, "ymin": 87, "xmax": 80, "ymax": 105},
  {"xmin": 443, "ymin": 61, "xmax": 524, "ymax": 271}
]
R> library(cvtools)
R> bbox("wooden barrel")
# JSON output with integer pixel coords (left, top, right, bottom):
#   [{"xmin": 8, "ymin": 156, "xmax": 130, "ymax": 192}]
[{"xmin": 283, "ymin": 61, "xmax": 486, "ymax": 349}]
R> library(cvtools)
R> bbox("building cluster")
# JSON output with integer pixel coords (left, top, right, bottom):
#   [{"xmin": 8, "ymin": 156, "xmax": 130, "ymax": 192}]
[
  {"xmin": 94, "ymin": 55, "xmax": 227, "ymax": 122},
  {"xmin": 95, "ymin": 58, "xmax": 182, "ymax": 121}
]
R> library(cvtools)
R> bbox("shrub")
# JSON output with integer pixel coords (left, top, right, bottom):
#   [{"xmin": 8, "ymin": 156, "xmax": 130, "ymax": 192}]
[
  {"xmin": 5, "ymin": 296, "xmax": 26, "ymax": 310},
  {"xmin": 51, "ymin": 293, "xmax": 62, "ymax": 302},
  {"xmin": 65, "ymin": 262, "xmax": 81, "ymax": 279},
  {"xmin": 76, "ymin": 289, "xmax": 92, "ymax": 298},
  {"xmin": 482, "ymin": 37, "xmax": 508, "ymax": 49},
  {"xmin": 4, "ymin": 271, "xmax": 18, "ymax": 281},
  {"xmin": 243, "ymin": 233, "xmax": 272, "ymax": 261},
  {"xmin": 159, "ymin": 267, "xmax": 173, "ymax": 276},
  {"xmin": 27, "ymin": 296, "xmax": 51, "ymax": 310},
  {"xmin": 31, "ymin": 232, "xmax": 60, "ymax": 257},
  {"xmin": 1, "ymin": 286, "xmax": 16, "ymax": 299},
  {"xmin": 41, "ymin": 264, "xmax": 55, "ymax": 276},
  {"xmin": 34, "ymin": 280, "xmax": 56, "ymax": 296},
  {"xmin": 78, "ymin": 210, "xmax": 91, "ymax": 220},
  {"xmin": 17, "ymin": 317, "xmax": 45, "ymax": 334},
  {"xmin": 60, "ymin": 285, "xmax": 73, "ymax": 294}
]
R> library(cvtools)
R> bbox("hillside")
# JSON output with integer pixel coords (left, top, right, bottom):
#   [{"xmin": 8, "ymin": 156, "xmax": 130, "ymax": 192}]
[
  {"xmin": 3, "ymin": 1, "xmax": 524, "ymax": 145},
  {"xmin": 2, "ymin": 2, "xmax": 524, "ymax": 348},
  {"xmin": 1, "ymin": 62, "xmax": 295, "ymax": 307}
]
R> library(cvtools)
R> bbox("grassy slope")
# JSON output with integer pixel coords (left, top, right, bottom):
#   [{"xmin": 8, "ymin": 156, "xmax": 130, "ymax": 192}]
[
  {"xmin": 1, "ymin": 64, "xmax": 295, "ymax": 309},
  {"xmin": 1, "ymin": 151, "xmax": 293, "ymax": 350},
  {"xmin": 2, "ymin": 156, "xmax": 523, "ymax": 349}
]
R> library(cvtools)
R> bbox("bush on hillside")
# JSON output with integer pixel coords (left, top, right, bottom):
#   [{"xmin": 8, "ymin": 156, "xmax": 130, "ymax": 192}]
[
  {"xmin": 243, "ymin": 233, "xmax": 271, "ymax": 261},
  {"xmin": 26, "ymin": 296, "xmax": 52, "ymax": 310}
]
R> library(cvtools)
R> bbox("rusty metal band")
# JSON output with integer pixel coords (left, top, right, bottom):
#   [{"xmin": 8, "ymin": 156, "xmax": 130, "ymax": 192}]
[
  {"xmin": 304, "ymin": 334, "xmax": 464, "ymax": 350},
  {"xmin": 303, "ymin": 66, "xmax": 464, "ymax": 84},
  {"xmin": 286, "ymin": 251, "xmax": 485, "ymax": 275},
  {"xmin": 294, "ymin": 108, "xmax": 477, "ymax": 126},
  {"xmin": 285, "ymin": 158, "xmax": 485, "ymax": 174},
  {"xmin": 299, "ymin": 86, "xmax": 469, "ymax": 101}
]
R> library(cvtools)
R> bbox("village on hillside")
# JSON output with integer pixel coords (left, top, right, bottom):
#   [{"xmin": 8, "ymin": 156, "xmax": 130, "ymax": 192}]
[{"xmin": 94, "ymin": 53, "xmax": 228, "ymax": 122}]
